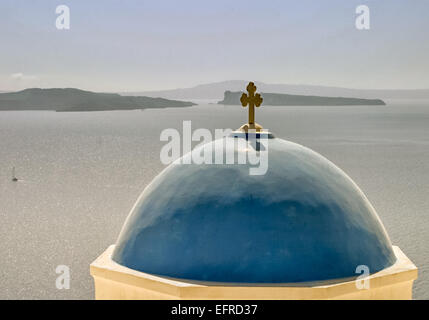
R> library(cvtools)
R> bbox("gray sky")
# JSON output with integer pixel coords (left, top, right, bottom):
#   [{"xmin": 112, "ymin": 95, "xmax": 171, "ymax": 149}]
[{"xmin": 0, "ymin": 0, "xmax": 428, "ymax": 92}]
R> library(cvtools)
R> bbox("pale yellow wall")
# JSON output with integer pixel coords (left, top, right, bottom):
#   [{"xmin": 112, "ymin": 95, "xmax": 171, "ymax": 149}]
[{"xmin": 90, "ymin": 245, "xmax": 417, "ymax": 300}]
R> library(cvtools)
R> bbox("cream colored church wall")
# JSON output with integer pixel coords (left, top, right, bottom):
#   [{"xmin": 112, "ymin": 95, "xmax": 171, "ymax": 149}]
[{"xmin": 90, "ymin": 245, "xmax": 417, "ymax": 300}]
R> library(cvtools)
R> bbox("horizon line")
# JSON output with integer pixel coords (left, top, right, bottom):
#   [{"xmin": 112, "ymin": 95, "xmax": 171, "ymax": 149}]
[{"xmin": 2, "ymin": 80, "xmax": 429, "ymax": 94}]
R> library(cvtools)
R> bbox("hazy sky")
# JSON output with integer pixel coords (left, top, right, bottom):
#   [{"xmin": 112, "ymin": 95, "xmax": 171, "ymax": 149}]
[{"xmin": 1, "ymin": 0, "xmax": 428, "ymax": 92}]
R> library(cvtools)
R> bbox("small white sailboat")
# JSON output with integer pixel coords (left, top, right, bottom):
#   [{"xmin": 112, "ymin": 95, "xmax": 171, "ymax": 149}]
[{"xmin": 12, "ymin": 167, "xmax": 18, "ymax": 182}]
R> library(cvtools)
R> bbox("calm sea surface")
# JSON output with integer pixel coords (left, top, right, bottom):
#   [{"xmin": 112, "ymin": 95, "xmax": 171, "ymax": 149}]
[{"xmin": 0, "ymin": 100, "xmax": 428, "ymax": 299}]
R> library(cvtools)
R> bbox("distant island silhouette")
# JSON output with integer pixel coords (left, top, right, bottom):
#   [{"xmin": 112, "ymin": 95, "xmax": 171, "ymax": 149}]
[
  {"xmin": 126, "ymin": 80, "xmax": 429, "ymax": 100},
  {"xmin": 0, "ymin": 88, "xmax": 196, "ymax": 112},
  {"xmin": 218, "ymin": 90, "xmax": 386, "ymax": 106}
]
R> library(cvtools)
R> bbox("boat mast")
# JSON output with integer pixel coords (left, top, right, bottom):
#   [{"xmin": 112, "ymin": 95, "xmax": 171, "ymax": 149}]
[{"xmin": 12, "ymin": 167, "xmax": 18, "ymax": 182}]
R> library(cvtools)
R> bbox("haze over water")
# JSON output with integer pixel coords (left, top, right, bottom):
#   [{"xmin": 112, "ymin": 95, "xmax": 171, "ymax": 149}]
[{"xmin": 0, "ymin": 100, "xmax": 428, "ymax": 299}]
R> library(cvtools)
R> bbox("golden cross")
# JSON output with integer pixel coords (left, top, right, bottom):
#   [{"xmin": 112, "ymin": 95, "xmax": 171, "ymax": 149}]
[{"xmin": 239, "ymin": 82, "xmax": 263, "ymax": 131}]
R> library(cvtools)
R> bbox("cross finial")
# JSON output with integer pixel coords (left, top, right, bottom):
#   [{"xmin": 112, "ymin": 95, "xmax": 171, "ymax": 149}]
[{"xmin": 238, "ymin": 82, "xmax": 263, "ymax": 132}]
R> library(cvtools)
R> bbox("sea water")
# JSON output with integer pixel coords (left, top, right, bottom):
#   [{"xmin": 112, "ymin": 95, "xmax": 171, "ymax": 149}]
[{"xmin": 0, "ymin": 99, "xmax": 428, "ymax": 299}]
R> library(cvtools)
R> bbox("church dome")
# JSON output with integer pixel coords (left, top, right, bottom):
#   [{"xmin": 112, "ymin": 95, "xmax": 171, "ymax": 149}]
[{"xmin": 112, "ymin": 133, "xmax": 396, "ymax": 283}]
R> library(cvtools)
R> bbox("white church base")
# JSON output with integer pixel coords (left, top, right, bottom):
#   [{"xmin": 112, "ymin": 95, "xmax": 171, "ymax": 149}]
[{"xmin": 90, "ymin": 245, "xmax": 417, "ymax": 300}]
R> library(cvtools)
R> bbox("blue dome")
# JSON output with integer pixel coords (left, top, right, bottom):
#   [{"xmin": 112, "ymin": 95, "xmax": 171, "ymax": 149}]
[{"xmin": 112, "ymin": 134, "xmax": 396, "ymax": 283}]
